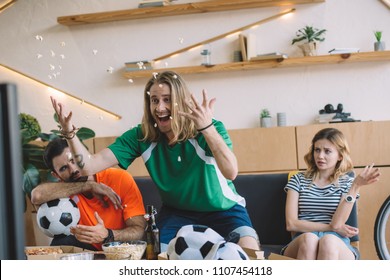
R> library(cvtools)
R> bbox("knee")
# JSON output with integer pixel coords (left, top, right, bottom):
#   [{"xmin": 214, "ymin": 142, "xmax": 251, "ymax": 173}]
[
  {"xmin": 238, "ymin": 236, "xmax": 260, "ymax": 251},
  {"xmin": 300, "ymin": 233, "xmax": 319, "ymax": 249},
  {"xmin": 294, "ymin": 233, "xmax": 319, "ymax": 260},
  {"xmin": 318, "ymin": 234, "xmax": 339, "ymax": 253}
]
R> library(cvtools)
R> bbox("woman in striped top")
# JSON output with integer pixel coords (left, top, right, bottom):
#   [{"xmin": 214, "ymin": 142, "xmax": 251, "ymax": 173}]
[{"xmin": 282, "ymin": 128, "xmax": 380, "ymax": 259}]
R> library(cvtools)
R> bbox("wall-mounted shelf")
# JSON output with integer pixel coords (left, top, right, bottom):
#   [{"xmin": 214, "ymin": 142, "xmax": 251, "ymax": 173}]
[
  {"xmin": 122, "ymin": 51, "xmax": 390, "ymax": 79},
  {"xmin": 57, "ymin": 0, "xmax": 325, "ymax": 25}
]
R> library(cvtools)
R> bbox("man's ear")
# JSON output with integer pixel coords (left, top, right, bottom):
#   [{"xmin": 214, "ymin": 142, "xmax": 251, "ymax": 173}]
[{"xmin": 51, "ymin": 171, "xmax": 61, "ymax": 180}]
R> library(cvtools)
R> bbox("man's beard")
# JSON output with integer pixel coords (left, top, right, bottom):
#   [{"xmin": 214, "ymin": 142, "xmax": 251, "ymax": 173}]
[{"xmin": 67, "ymin": 175, "xmax": 88, "ymax": 183}]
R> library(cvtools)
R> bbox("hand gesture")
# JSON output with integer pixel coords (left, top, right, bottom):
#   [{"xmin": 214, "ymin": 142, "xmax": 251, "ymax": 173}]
[
  {"xmin": 335, "ymin": 224, "xmax": 359, "ymax": 238},
  {"xmin": 71, "ymin": 212, "xmax": 109, "ymax": 244},
  {"xmin": 179, "ymin": 89, "xmax": 216, "ymax": 131},
  {"xmin": 50, "ymin": 96, "xmax": 74, "ymax": 132},
  {"xmin": 90, "ymin": 182, "xmax": 123, "ymax": 210},
  {"xmin": 354, "ymin": 164, "xmax": 381, "ymax": 188}
]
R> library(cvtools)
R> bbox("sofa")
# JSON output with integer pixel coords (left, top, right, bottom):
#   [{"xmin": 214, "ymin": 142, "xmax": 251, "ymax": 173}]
[{"xmin": 134, "ymin": 172, "xmax": 359, "ymax": 258}]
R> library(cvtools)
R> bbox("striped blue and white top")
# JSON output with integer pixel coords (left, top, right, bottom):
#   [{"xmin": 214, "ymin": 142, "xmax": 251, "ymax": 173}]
[{"xmin": 285, "ymin": 172, "xmax": 357, "ymax": 224}]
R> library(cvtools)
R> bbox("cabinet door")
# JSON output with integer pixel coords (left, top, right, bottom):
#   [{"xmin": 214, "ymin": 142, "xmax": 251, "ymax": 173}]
[
  {"xmin": 228, "ymin": 126, "xmax": 298, "ymax": 173},
  {"xmin": 296, "ymin": 121, "xmax": 390, "ymax": 169},
  {"xmin": 93, "ymin": 137, "xmax": 149, "ymax": 177},
  {"xmin": 357, "ymin": 167, "xmax": 390, "ymax": 260}
]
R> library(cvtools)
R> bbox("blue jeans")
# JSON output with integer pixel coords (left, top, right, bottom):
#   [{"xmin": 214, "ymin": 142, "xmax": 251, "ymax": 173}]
[{"xmin": 156, "ymin": 204, "xmax": 259, "ymax": 251}]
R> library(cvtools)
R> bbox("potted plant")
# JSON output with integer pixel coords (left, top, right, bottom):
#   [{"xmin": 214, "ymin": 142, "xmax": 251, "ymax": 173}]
[
  {"xmin": 374, "ymin": 31, "xmax": 385, "ymax": 51},
  {"xmin": 291, "ymin": 25, "xmax": 327, "ymax": 56},
  {"xmin": 260, "ymin": 109, "xmax": 272, "ymax": 128}
]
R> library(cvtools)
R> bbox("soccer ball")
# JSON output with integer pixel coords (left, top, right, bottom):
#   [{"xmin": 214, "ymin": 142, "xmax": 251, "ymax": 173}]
[
  {"xmin": 167, "ymin": 224, "xmax": 249, "ymax": 260},
  {"xmin": 36, "ymin": 198, "xmax": 80, "ymax": 238}
]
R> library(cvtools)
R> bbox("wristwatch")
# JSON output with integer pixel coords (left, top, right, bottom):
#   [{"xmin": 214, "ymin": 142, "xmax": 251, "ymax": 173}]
[
  {"xmin": 103, "ymin": 228, "xmax": 114, "ymax": 244},
  {"xmin": 345, "ymin": 195, "xmax": 356, "ymax": 203}
]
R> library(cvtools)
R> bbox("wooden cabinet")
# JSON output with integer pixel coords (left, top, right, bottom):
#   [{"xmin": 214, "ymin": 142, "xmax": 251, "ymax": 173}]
[
  {"xmin": 229, "ymin": 126, "xmax": 297, "ymax": 173},
  {"xmin": 357, "ymin": 167, "xmax": 390, "ymax": 260},
  {"xmin": 296, "ymin": 121, "xmax": 390, "ymax": 168},
  {"xmin": 92, "ymin": 136, "xmax": 149, "ymax": 177}
]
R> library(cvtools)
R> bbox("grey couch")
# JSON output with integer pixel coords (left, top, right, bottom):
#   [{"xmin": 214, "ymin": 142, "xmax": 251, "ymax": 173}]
[{"xmin": 135, "ymin": 173, "xmax": 359, "ymax": 258}]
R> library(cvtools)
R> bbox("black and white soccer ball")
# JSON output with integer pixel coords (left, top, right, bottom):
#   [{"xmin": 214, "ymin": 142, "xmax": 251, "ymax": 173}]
[
  {"xmin": 167, "ymin": 224, "xmax": 249, "ymax": 260},
  {"xmin": 36, "ymin": 198, "xmax": 80, "ymax": 238}
]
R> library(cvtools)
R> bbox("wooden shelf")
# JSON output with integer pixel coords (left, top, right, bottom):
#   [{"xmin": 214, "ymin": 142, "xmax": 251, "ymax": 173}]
[
  {"xmin": 123, "ymin": 51, "xmax": 390, "ymax": 79},
  {"xmin": 58, "ymin": 0, "xmax": 325, "ymax": 25}
]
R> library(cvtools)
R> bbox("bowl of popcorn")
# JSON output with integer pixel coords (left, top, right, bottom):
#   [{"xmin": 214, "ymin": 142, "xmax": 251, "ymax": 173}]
[{"xmin": 102, "ymin": 241, "xmax": 147, "ymax": 260}]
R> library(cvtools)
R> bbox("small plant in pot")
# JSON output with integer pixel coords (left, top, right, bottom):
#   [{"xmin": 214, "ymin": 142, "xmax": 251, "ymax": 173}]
[
  {"xmin": 374, "ymin": 31, "xmax": 385, "ymax": 51},
  {"xmin": 260, "ymin": 109, "xmax": 272, "ymax": 128},
  {"xmin": 292, "ymin": 25, "xmax": 327, "ymax": 56}
]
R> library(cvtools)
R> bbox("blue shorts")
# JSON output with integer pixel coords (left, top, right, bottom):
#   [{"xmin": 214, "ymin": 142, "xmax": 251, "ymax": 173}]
[
  {"xmin": 156, "ymin": 204, "xmax": 259, "ymax": 251},
  {"xmin": 281, "ymin": 231, "xmax": 360, "ymax": 260}
]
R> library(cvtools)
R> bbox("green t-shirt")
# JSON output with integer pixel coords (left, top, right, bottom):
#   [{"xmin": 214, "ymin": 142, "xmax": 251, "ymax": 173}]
[{"xmin": 108, "ymin": 120, "xmax": 245, "ymax": 212}]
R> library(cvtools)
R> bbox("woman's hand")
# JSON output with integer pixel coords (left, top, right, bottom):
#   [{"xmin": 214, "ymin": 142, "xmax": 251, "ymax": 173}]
[
  {"xmin": 353, "ymin": 163, "xmax": 381, "ymax": 188},
  {"xmin": 334, "ymin": 224, "xmax": 359, "ymax": 238}
]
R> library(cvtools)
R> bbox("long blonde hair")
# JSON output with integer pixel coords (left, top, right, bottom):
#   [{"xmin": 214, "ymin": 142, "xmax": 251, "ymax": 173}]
[
  {"xmin": 304, "ymin": 127, "xmax": 353, "ymax": 183},
  {"xmin": 141, "ymin": 71, "xmax": 197, "ymax": 145}
]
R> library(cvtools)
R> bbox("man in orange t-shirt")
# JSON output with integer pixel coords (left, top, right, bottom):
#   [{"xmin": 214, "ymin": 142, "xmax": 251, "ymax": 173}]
[{"xmin": 31, "ymin": 138, "xmax": 146, "ymax": 251}]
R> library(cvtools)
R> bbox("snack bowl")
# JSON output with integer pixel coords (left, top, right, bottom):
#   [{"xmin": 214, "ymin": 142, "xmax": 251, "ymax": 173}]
[
  {"xmin": 102, "ymin": 240, "xmax": 147, "ymax": 260},
  {"xmin": 60, "ymin": 252, "xmax": 130, "ymax": 260}
]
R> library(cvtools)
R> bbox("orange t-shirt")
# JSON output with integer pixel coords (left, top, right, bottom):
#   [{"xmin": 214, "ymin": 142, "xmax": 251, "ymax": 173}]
[{"xmin": 71, "ymin": 168, "xmax": 145, "ymax": 250}]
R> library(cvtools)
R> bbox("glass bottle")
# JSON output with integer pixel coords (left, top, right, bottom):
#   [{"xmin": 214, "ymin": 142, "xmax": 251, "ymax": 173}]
[
  {"xmin": 145, "ymin": 205, "xmax": 160, "ymax": 260},
  {"xmin": 201, "ymin": 49, "xmax": 211, "ymax": 65}
]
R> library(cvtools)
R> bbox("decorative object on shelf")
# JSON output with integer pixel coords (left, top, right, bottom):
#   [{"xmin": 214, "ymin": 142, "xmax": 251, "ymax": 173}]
[
  {"xmin": 291, "ymin": 25, "xmax": 326, "ymax": 56},
  {"xmin": 138, "ymin": 0, "xmax": 172, "ymax": 8},
  {"xmin": 201, "ymin": 48, "xmax": 211, "ymax": 66},
  {"xmin": 328, "ymin": 48, "xmax": 360, "ymax": 54},
  {"xmin": 277, "ymin": 112, "xmax": 287, "ymax": 127},
  {"xmin": 251, "ymin": 52, "xmax": 288, "ymax": 61},
  {"xmin": 316, "ymin": 103, "xmax": 359, "ymax": 123},
  {"xmin": 374, "ymin": 31, "xmax": 386, "ymax": 51},
  {"xmin": 260, "ymin": 108, "xmax": 272, "ymax": 128},
  {"xmin": 124, "ymin": 60, "xmax": 154, "ymax": 71},
  {"xmin": 233, "ymin": 50, "xmax": 243, "ymax": 62}
]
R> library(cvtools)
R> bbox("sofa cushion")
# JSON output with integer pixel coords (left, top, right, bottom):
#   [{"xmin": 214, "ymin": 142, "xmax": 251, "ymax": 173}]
[{"xmin": 232, "ymin": 173, "xmax": 291, "ymax": 256}]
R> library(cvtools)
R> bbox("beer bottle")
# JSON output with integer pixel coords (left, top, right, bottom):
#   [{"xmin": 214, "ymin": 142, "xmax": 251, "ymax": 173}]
[{"xmin": 145, "ymin": 205, "xmax": 160, "ymax": 260}]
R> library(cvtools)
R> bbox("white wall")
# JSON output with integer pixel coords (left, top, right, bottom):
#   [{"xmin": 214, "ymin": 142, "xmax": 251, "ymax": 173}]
[{"xmin": 1, "ymin": 0, "xmax": 390, "ymax": 137}]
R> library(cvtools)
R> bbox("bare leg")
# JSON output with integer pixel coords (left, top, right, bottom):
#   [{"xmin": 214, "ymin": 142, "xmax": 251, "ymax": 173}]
[
  {"xmin": 284, "ymin": 233, "xmax": 319, "ymax": 260},
  {"xmin": 238, "ymin": 236, "xmax": 260, "ymax": 251},
  {"xmin": 317, "ymin": 234, "xmax": 355, "ymax": 260}
]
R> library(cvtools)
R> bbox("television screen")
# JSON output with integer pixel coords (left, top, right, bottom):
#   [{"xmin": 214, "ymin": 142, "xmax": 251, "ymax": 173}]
[{"xmin": 0, "ymin": 83, "xmax": 25, "ymax": 259}]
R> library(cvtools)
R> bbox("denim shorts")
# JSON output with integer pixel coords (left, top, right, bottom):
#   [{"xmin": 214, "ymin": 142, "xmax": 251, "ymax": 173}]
[
  {"xmin": 156, "ymin": 204, "xmax": 259, "ymax": 251},
  {"xmin": 281, "ymin": 231, "xmax": 360, "ymax": 260}
]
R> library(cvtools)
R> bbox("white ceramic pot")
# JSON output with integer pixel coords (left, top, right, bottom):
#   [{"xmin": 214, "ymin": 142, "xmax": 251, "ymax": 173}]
[
  {"xmin": 374, "ymin": 41, "xmax": 386, "ymax": 51},
  {"xmin": 261, "ymin": 117, "xmax": 272, "ymax": 128},
  {"xmin": 299, "ymin": 42, "xmax": 317, "ymax": 56}
]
